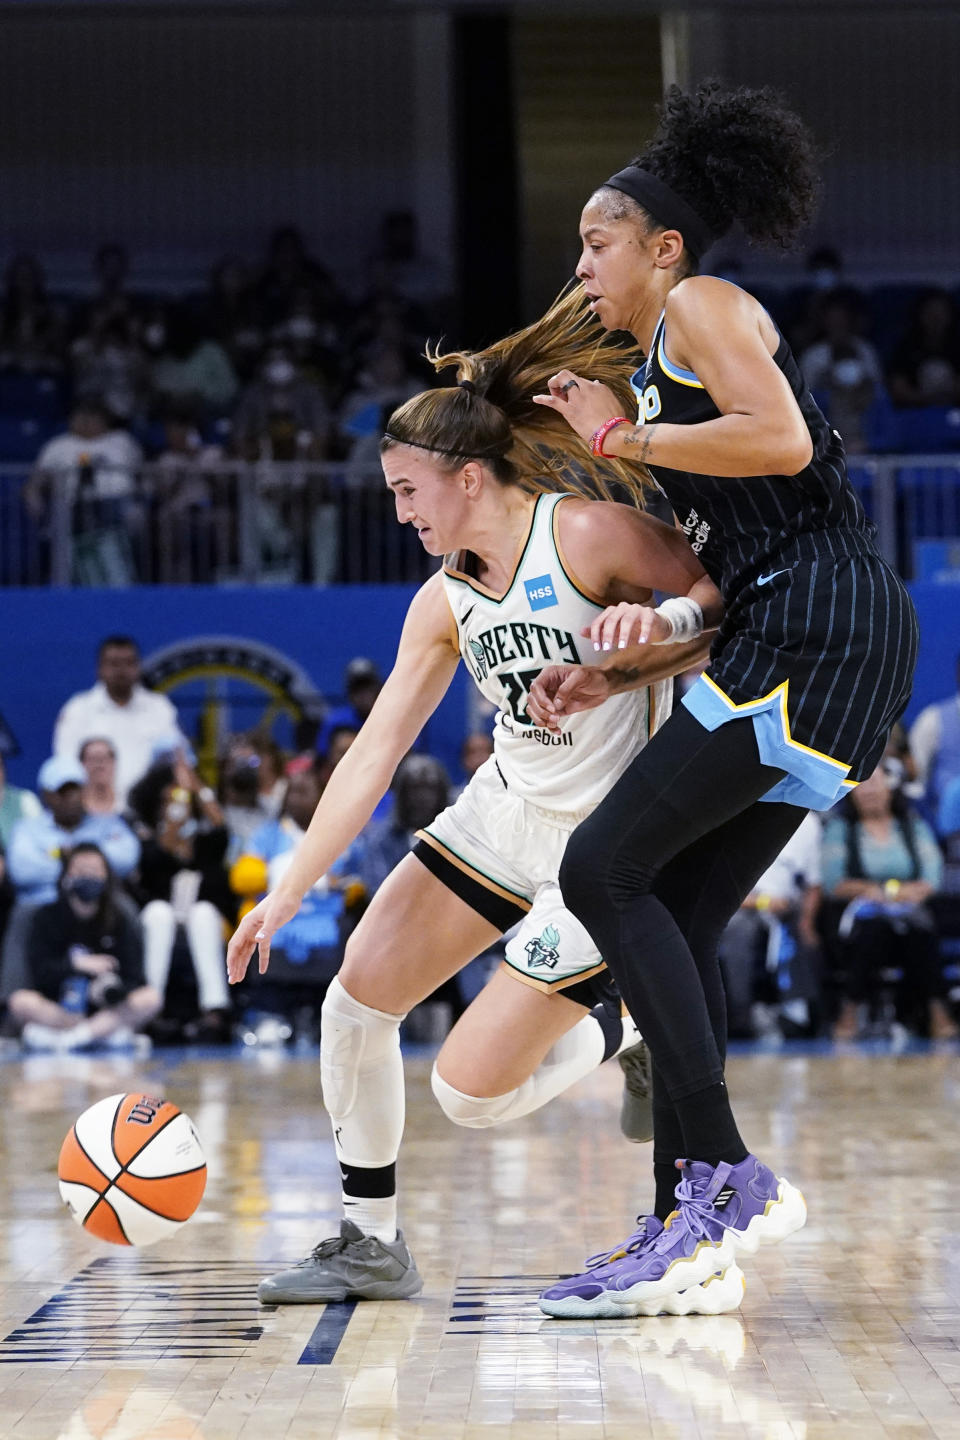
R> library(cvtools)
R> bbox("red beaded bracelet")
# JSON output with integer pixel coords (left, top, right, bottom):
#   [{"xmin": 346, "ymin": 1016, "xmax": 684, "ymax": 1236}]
[{"xmin": 590, "ymin": 416, "xmax": 630, "ymax": 457}]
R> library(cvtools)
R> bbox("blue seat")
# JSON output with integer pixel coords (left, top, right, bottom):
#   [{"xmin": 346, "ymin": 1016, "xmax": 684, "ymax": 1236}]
[
  {"xmin": 0, "ymin": 416, "xmax": 59, "ymax": 462},
  {"xmin": 0, "ymin": 373, "xmax": 66, "ymax": 420},
  {"xmin": 894, "ymin": 407, "xmax": 960, "ymax": 454},
  {"xmin": 864, "ymin": 283, "xmax": 927, "ymax": 362}
]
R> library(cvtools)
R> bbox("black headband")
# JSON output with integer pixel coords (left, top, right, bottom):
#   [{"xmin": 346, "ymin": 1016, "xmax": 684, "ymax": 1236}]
[
  {"xmin": 382, "ymin": 432, "xmax": 504, "ymax": 461},
  {"xmin": 603, "ymin": 166, "xmax": 717, "ymax": 260}
]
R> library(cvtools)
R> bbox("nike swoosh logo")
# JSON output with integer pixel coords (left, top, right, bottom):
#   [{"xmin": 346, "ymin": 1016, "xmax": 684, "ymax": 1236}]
[
  {"xmin": 756, "ymin": 568, "xmax": 791, "ymax": 586},
  {"xmin": 461, "ymin": 605, "xmax": 475, "ymax": 625}
]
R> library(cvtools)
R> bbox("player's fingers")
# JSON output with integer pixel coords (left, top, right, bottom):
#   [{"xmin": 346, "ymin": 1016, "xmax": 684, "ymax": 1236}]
[
  {"xmin": 226, "ymin": 936, "xmax": 252, "ymax": 985},
  {"xmin": 525, "ymin": 686, "xmax": 554, "ymax": 726},
  {"xmin": 547, "ymin": 368, "xmax": 579, "ymax": 396},
  {"xmin": 554, "ymin": 670, "xmax": 590, "ymax": 712},
  {"xmin": 636, "ymin": 607, "xmax": 656, "ymax": 644},
  {"xmin": 616, "ymin": 611, "xmax": 637, "ymax": 649},
  {"xmin": 257, "ymin": 929, "xmax": 272, "ymax": 975},
  {"xmin": 587, "ymin": 611, "xmax": 607, "ymax": 651},
  {"xmin": 599, "ymin": 604, "xmax": 627, "ymax": 652}
]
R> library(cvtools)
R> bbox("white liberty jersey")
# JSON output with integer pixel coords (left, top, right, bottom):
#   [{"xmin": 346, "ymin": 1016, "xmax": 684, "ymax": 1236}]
[{"xmin": 442, "ymin": 492, "xmax": 671, "ymax": 811}]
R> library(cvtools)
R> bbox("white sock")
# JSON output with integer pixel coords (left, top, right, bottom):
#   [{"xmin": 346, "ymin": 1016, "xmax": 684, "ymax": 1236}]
[
  {"xmin": 616, "ymin": 1010, "xmax": 643, "ymax": 1056},
  {"xmin": 341, "ymin": 1195, "xmax": 398, "ymax": 1244}
]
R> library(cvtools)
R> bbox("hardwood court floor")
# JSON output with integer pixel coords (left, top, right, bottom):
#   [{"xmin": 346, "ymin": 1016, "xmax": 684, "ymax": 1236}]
[{"xmin": 0, "ymin": 1041, "xmax": 959, "ymax": 1439}]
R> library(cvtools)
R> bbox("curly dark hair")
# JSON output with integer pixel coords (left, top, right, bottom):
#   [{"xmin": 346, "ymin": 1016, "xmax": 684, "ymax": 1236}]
[
  {"xmin": 608, "ymin": 81, "xmax": 820, "ymax": 253},
  {"xmin": 127, "ymin": 762, "xmax": 176, "ymax": 831}
]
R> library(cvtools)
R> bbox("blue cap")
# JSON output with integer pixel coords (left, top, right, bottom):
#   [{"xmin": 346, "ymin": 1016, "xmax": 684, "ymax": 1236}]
[{"xmin": 38, "ymin": 756, "xmax": 87, "ymax": 792}]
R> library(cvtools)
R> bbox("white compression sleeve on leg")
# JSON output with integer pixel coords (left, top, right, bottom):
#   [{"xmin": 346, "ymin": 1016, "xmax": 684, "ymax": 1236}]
[
  {"xmin": 320, "ymin": 974, "xmax": 406, "ymax": 1170},
  {"xmin": 431, "ymin": 1013, "xmax": 606, "ymax": 1129}
]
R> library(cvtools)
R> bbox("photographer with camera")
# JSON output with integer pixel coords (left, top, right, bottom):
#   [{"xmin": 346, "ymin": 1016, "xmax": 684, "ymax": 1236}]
[{"xmin": 8, "ymin": 842, "xmax": 161, "ymax": 1052}]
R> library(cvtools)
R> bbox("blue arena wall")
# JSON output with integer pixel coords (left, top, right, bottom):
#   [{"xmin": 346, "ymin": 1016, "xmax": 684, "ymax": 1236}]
[
  {"xmin": 1, "ymin": 580, "xmax": 957, "ymax": 793},
  {"xmin": 1, "ymin": 585, "xmax": 471, "ymax": 789}
]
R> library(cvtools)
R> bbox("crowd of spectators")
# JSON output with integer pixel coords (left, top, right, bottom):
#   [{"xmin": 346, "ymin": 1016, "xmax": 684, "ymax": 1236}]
[
  {"xmin": 1, "ymin": 633, "xmax": 960, "ymax": 1054},
  {"xmin": 0, "ymin": 220, "xmax": 450, "ymax": 583},
  {"xmin": 0, "ymin": 632, "xmax": 458, "ymax": 1052},
  {"xmin": 749, "ymin": 247, "xmax": 960, "ymax": 456},
  {"xmin": 4, "ymin": 235, "xmax": 960, "ymax": 500},
  {"xmin": 0, "ymin": 234, "xmax": 959, "ymax": 586}
]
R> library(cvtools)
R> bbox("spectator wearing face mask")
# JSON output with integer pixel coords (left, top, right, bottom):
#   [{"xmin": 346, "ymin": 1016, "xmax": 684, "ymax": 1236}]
[
  {"xmin": 231, "ymin": 344, "xmax": 331, "ymax": 461},
  {"xmin": 7, "ymin": 842, "xmax": 160, "ymax": 1052},
  {"xmin": 799, "ymin": 289, "xmax": 883, "ymax": 453}
]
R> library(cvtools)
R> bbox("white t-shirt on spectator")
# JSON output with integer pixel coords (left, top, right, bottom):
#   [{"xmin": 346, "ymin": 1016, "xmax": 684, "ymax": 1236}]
[
  {"xmin": 34, "ymin": 430, "xmax": 143, "ymax": 500},
  {"xmin": 751, "ymin": 813, "xmax": 822, "ymax": 905},
  {"xmin": 54, "ymin": 682, "xmax": 185, "ymax": 800}
]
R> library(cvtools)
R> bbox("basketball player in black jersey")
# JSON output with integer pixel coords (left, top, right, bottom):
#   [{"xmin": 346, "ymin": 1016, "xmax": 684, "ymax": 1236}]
[{"xmin": 528, "ymin": 83, "xmax": 919, "ymax": 1317}]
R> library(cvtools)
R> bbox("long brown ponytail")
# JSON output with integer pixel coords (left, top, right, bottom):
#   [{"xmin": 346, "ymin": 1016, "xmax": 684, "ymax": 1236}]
[{"xmin": 381, "ymin": 285, "xmax": 648, "ymax": 503}]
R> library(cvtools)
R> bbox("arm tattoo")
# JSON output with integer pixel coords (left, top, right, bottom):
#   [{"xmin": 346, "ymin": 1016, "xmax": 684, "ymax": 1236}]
[
  {"xmin": 621, "ymin": 424, "xmax": 657, "ymax": 465},
  {"xmin": 602, "ymin": 660, "xmax": 643, "ymax": 692}
]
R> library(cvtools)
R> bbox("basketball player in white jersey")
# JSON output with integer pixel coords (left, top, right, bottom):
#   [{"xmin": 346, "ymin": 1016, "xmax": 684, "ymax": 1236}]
[{"xmin": 227, "ymin": 289, "xmax": 736, "ymax": 1315}]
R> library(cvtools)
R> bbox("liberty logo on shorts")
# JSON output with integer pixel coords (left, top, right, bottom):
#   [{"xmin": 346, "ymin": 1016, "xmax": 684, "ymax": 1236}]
[
  {"xmin": 468, "ymin": 638, "xmax": 488, "ymax": 681},
  {"xmin": 525, "ymin": 923, "xmax": 561, "ymax": 970},
  {"xmin": 524, "ymin": 574, "xmax": 558, "ymax": 611}
]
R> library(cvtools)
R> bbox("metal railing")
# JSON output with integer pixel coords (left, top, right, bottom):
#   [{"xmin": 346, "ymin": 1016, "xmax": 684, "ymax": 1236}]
[
  {"xmin": 0, "ymin": 456, "xmax": 958, "ymax": 587},
  {"xmin": 0, "ymin": 461, "xmax": 437, "ymax": 587}
]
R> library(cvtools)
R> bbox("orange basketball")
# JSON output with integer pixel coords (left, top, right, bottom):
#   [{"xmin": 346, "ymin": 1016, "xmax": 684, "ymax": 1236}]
[{"xmin": 57, "ymin": 1092, "xmax": 206, "ymax": 1246}]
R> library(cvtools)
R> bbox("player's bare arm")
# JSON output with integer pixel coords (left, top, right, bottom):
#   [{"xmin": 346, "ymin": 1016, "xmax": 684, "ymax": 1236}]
[
  {"xmin": 534, "ymin": 279, "xmax": 813, "ymax": 478},
  {"xmin": 526, "ymin": 500, "xmax": 720, "ymax": 730},
  {"xmin": 556, "ymin": 496, "xmax": 722, "ymax": 648},
  {"xmin": 227, "ymin": 571, "xmax": 459, "ymax": 982}
]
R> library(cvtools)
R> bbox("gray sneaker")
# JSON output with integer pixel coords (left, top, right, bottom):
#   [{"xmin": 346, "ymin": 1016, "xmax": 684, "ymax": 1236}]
[
  {"xmin": 257, "ymin": 1220, "xmax": 424, "ymax": 1305},
  {"xmin": 618, "ymin": 1037, "xmax": 653, "ymax": 1143}
]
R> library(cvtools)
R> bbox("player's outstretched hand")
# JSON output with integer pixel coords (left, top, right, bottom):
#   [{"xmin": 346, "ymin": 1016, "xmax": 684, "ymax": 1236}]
[
  {"xmin": 531, "ymin": 369, "xmax": 623, "ymax": 444},
  {"xmin": 226, "ymin": 888, "xmax": 302, "ymax": 984},
  {"xmin": 583, "ymin": 603, "xmax": 672, "ymax": 651},
  {"xmin": 527, "ymin": 664, "xmax": 612, "ymax": 733}
]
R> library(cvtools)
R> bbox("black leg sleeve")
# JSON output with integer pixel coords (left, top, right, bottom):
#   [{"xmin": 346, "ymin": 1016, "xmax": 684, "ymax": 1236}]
[{"xmin": 559, "ymin": 707, "xmax": 798, "ymax": 1112}]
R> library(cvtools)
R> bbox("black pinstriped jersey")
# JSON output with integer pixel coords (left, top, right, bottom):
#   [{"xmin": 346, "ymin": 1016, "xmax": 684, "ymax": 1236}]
[
  {"xmin": 631, "ymin": 303, "xmax": 918, "ymax": 796},
  {"xmin": 630, "ymin": 311, "xmax": 875, "ymax": 598}
]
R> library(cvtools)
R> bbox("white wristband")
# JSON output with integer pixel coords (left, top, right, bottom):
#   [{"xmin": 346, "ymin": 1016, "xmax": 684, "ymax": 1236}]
[{"xmin": 653, "ymin": 596, "xmax": 704, "ymax": 644}]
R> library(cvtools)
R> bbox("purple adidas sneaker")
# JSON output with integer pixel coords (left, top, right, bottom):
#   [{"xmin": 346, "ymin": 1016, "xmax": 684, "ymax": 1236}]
[
  {"xmin": 538, "ymin": 1215, "xmax": 746, "ymax": 1318},
  {"xmin": 606, "ymin": 1155, "xmax": 807, "ymax": 1309}
]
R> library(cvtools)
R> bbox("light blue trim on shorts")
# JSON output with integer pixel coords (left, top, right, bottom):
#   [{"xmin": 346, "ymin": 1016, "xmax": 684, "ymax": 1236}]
[{"xmin": 682, "ymin": 673, "xmax": 858, "ymax": 812}]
